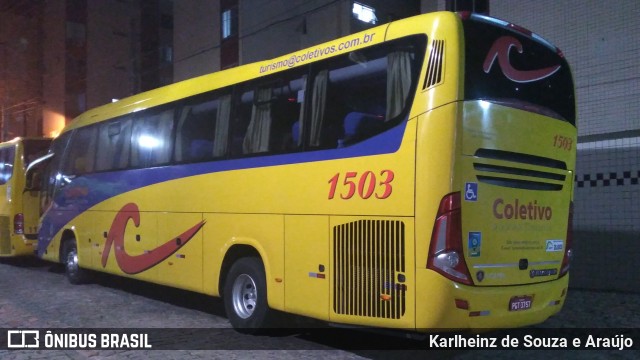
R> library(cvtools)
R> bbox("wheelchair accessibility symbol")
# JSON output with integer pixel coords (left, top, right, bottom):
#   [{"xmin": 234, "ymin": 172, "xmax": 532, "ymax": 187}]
[{"xmin": 464, "ymin": 182, "xmax": 478, "ymax": 202}]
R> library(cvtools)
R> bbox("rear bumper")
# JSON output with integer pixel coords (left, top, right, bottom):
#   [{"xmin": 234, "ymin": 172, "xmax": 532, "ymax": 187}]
[{"xmin": 415, "ymin": 268, "xmax": 568, "ymax": 331}]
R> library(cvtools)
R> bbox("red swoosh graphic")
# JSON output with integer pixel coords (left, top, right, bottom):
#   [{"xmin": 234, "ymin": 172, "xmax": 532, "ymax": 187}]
[
  {"xmin": 101, "ymin": 203, "xmax": 205, "ymax": 274},
  {"xmin": 483, "ymin": 36, "xmax": 561, "ymax": 83}
]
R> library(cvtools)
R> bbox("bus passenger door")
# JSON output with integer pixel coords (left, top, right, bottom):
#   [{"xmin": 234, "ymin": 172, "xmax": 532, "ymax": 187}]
[
  {"xmin": 284, "ymin": 215, "xmax": 329, "ymax": 320},
  {"xmin": 156, "ymin": 212, "xmax": 204, "ymax": 292}
]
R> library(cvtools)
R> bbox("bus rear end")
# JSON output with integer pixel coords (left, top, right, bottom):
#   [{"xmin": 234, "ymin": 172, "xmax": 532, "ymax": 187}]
[
  {"xmin": 0, "ymin": 138, "xmax": 51, "ymax": 256},
  {"xmin": 417, "ymin": 13, "xmax": 576, "ymax": 330}
]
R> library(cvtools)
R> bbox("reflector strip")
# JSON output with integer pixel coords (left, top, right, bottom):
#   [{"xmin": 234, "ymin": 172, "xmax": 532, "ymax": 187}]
[
  {"xmin": 308, "ymin": 272, "xmax": 326, "ymax": 279},
  {"xmin": 469, "ymin": 310, "xmax": 490, "ymax": 317}
]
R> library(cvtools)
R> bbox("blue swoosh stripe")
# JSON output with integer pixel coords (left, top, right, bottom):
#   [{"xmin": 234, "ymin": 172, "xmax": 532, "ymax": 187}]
[{"xmin": 37, "ymin": 121, "xmax": 407, "ymax": 256}]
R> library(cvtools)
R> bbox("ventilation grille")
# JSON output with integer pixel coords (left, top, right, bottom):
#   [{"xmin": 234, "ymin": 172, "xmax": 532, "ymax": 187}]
[
  {"xmin": 333, "ymin": 220, "xmax": 406, "ymax": 319},
  {"xmin": 423, "ymin": 39, "xmax": 444, "ymax": 89},
  {"xmin": 474, "ymin": 149, "xmax": 567, "ymax": 191},
  {"xmin": 0, "ymin": 216, "xmax": 11, "ymax": 254}
]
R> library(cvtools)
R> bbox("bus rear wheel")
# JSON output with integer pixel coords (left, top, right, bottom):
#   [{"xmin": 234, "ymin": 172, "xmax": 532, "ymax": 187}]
[
  {"xmin": 62, "ymin": 239, "xmax": 89, "ymax": 285},
  {"xmin": 223, "ymin": 257, "xmax": 273, "ymax": 333}
]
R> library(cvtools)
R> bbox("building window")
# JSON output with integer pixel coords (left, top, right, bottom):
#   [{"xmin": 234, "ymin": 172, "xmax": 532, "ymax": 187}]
[
  {"xmin": 352, "ymin": 2, "xmax": 377, "ymax": 25},
  {"xmin": 221, "ymin": 8, "xmax": 237, "ymax": 40},
  {"xmin": 220, "ymin": 0, "xmax": 239, "ymax": 69},
  {"xmin": 445, "ymin": 0, "xmax": 490, "ymax": 15},
  {"xmin": 160, "ymin": 45, "xmax": 173, "ymax": 63}
]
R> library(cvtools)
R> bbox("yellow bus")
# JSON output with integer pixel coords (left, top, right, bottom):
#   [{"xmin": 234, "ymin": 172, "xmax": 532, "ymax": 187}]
[
  {"xmin": 0, "ymin": 137, "xmax": 51, "ymax": 256},
  {"xmin": 34, "ymin": 11, "xmax": 576, "ymax": 332}
]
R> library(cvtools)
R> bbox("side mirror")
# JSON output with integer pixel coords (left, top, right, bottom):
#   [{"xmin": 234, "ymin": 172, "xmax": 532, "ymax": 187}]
[{"xmin": 25, "ymin": 153, "xmax": 54, "ymax": 192}]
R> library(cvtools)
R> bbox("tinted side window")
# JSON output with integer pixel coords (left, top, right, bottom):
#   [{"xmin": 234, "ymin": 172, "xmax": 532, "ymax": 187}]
[
  {"xmin": 175, "ymin": 91, "xmax": 231, "ymax": 162},
  {"xmin": 64, "ymin": 126, "xmax": 98, "ymax": 175},
  {"xmin": 131, "ymin": 109, "xmax": 174, "ymax": 168},
  {"xmin": 308, "ymin": 35, "xmax": 425, "ymax": 149},
  {"xmin": 232, "ymin": 68, "xmax": 307, "ymax": 156},
  {"xmin": 95, "ymin": 117, "xmax": 133, "ymax": 171},
  {"xmin": 0, "ymin": 146, "xmax": 16, "ymax": 185},
  {"xmin": 42, "ymin": 133, "xmax": 71, "ymax": 213}
]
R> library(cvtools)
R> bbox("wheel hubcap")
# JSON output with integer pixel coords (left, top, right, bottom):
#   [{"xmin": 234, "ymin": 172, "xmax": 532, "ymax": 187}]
[
  {"xmin": 231, "ymin": 274, "xmax": 257, "ymax": 319},
  {"xmin": 66, "ymin": 249, "xmax": 79, "ymax": 277}
]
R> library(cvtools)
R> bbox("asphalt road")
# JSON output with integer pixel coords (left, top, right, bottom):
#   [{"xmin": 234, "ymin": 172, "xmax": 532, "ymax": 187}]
[{"xmin": 0, "ymin": 257, "xmax": 638, "ymax": 359}]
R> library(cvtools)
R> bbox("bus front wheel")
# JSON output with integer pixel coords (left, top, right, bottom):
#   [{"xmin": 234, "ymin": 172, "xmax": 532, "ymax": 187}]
[
  {"xmin": 223, "ymin": 257, "xmax": 273, "ymax": 333},
  {"xmin": 62, "ymin": 239, "xmax": 89, "ymax": 285}
]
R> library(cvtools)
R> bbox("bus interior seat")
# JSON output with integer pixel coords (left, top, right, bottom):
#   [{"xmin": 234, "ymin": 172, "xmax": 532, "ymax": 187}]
[
  {"xmin": 291, "ymin": 121, "xmax": 300, "ymax": 144},
  {"xmin": 189, "ymin": 139, "xmax": 213, "ymax": 160},
  {"xmin": 342, "ymin": 112, "xmax": 383, "ymax": 145}
]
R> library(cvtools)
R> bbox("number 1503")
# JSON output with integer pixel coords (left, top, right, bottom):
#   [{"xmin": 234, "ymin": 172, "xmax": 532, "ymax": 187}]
[{"xmin": 328, "ymin": 170, "xmax": 394, "ymax": 200}]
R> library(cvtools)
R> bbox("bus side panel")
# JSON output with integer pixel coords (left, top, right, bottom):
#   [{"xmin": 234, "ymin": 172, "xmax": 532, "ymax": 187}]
[
  {"xmin": 86, "ymin": 211, "xmax": 109, "ymax": 270},
  {"xmin": 22, "ymin": 190, "xmax": 41, "ymax": 236},
  {"xmin": 329, "ymin": 216, "xmax": 415, "ymax": 330},
  {"xmin": 75, "ymin": 212, "xmax": 96, "ymax": 269},
  {"xmin": 414, "ymin": 104, "xmax": 459, "ymax": 270},
  {"xmin": 87, "ymin": 209, "xmax": 159, "ymax": 283},
  {"xmin": 155, "ymin": 212, "xmax": 204, "ymax": 292},
  {"xmin": 52, "ymin": 204, "xmax": 205, "ymax": 292},
  {"xmin": 202, "ymin": 213, "xmax": 285, "ymax": 311},
  {"xmin": 284, "ymin": 215, "xmax": 329, "ymax": 320}
]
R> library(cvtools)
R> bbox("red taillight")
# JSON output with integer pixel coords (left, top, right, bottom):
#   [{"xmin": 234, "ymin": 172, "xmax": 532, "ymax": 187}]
[
  {"xmin": 457, "ymin": 11, "xmax": 472, "ymax": 20},
  {"xmin": 427, "ymin": 192, "xmax": 473, "ymax": 286},
  {"xmin": 508, "ymin": 23, "xmax": 533, "ymax": 37},
  {"xmin": 14, "ymin": 213, "xmax": 24, "ymax": 235},
  {"xmin": 559, "ymin": 202, "xmax": 573, "ymax": 277}
]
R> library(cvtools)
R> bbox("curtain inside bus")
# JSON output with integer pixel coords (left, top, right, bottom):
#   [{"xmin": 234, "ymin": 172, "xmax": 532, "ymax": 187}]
[
  {"xmin": 213, "ymin": 95, "xmax": 232, "ymax": 157},
  {"xmin": 243, "ymin": 88, "xmax": 273, "ymax": 154}
]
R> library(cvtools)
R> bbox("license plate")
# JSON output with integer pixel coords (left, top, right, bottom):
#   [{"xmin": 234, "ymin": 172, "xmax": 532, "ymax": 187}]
[{"xmin": 509, "ymin": 295, "xmax": 533, "ymax": 311}]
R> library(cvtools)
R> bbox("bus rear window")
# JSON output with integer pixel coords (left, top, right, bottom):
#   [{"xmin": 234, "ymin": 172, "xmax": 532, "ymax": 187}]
[{"xmin": 462, "ymin": 17, "xmax": 575, "ymax": 125}]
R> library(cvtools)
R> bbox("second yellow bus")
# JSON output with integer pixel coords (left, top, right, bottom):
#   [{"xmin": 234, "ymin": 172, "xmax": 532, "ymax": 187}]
[{"xmin": 0, "ymin": 137, "xmax": 51, "ymax": 257}]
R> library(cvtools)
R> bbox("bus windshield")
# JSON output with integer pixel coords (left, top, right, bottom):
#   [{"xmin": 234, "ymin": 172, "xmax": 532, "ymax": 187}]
[{"xmin": 462, "ymin": 15, "xmax": 575, "ymax": 125}]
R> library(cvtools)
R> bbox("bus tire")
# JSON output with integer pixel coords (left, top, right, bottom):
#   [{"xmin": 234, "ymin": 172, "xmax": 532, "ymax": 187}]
[
  {"xmin": 62, "ymin": 239, "xmax": 89, "ymax": 285},
  {"xmin": 223, "ymin": 257, "xmax": 273, "ymax": 333}
]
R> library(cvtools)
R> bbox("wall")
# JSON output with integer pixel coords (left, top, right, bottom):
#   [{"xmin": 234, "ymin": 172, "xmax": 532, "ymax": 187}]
[
  {"xmin": 173, "ymin": 0, "xmax": 220, "ymax": 82},
  {"xmin": 174, "ymin": 0, "xmax": 421, "ymax": 78},
  {"xmin": 86, "ymin": 0, "xmax": 140, "ymax": 109},
  {"xmin": 239, "ymin": 0, "xmax": 347, "ymax": 64},
  {"xmin": 42, "ymin": 0, "xmax": 67, "ymax": 137},
  {"xmin": 0, "ymin": 6, "xmax": 42, "ymax": 139}
]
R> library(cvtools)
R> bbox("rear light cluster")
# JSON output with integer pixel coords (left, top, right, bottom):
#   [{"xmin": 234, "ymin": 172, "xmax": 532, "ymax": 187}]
[
  {"xmin": 427, "ymin": 192, "xmax": 473, "ymax": 285},
  {"xmin": 14, "ymin": 213, "xmax": 24, "ymax": 234},
  {"xmin": 559, "ymin": 202, "xmax": 574, "ymax": 277}
]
